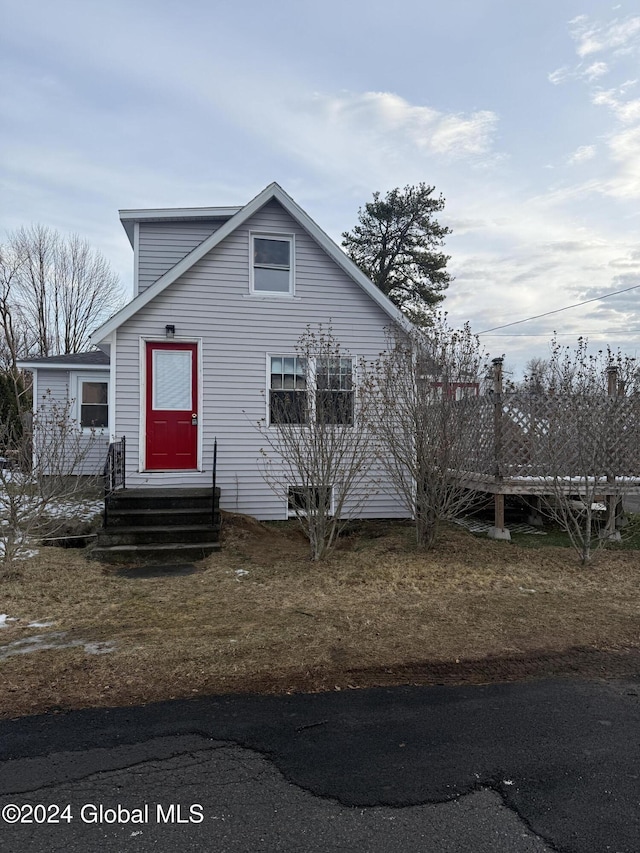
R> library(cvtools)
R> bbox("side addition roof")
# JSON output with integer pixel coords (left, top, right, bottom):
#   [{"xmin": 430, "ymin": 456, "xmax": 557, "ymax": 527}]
[
  {"xmin": 92, "ymin": 182, "xmax": 411, "ymax": 344},
  {"xmin": 17, "ymin": 350, "xmax": 111, "ymax": 370}
]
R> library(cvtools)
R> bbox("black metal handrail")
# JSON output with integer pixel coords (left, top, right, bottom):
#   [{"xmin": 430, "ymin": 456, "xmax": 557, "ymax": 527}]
[
  {"xmin": 212, "ymin": 437, "xmax": 217, "ymax": 527},
  {"xmin": 103, "ymin": 436, "xmax": 126, "ymax": 527}
]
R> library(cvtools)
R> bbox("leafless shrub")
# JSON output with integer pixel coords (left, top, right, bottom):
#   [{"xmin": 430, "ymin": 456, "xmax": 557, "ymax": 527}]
[
  {"xmin": 0, "ymin": 392, "xmax": 104, "ymax": 569},
  {"xmin": 256, "ymin": 326, "xmax": 377, "ymax": 560},
  {"xmin": 531, "ymin": 338, "xmax": 640, "ymax": 564},
  {"xmin": 369, "ymin": 315, "xmax": 488, "ymax": 549}
]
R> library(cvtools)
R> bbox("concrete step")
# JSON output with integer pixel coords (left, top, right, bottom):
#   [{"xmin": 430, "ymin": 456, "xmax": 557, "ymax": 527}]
[
  {"xmin": 90, "ymin": 541, "xmax": 221, "ymax": 564},
  {"xmin": 105, "ymin": 507, "xmax": 220, "ymax": 528},
  {"xmin": 107, "ymin": 487, "xmax": 220, "ymax": 512},
  {"xmin": 96, "ymin": 525, "xmax": 220, "ymax": 547}
]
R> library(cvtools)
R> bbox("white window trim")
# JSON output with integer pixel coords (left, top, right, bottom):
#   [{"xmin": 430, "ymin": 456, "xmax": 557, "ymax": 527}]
[
  {"xmin": 286, "ymin": 484, "xmax": 335, "ymax": 519},
  {"xmin": 71, "ymin": 372, "xmax": 110, "ymax": 434},
  {"xmin": 138, "ymin": 336, "xmax": 204, "ymax": 473},
  {"xmin": 266, "ymin": 352, "xmax": 357, "ymax": 428},
  {"xmin": 266, "ymin": 352, "xmax": 307, "ymax": 427},
  {"xmin": 250, "ymin": 232, "xmax": 295, "ymax": 296}
]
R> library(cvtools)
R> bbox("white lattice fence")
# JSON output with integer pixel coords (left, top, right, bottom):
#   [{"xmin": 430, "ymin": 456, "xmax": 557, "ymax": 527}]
[{"xmin": 451, "ymin": 392, "xmax": 640, "ymax": 480}]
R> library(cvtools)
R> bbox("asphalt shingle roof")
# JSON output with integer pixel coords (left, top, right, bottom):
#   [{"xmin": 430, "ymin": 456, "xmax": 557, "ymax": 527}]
[{"xmin": 19, "ymin": 350, "xmax": 110, "ymax": 366}]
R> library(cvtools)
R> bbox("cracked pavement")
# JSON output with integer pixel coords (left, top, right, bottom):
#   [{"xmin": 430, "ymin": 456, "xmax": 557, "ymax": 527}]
[{"xmin": 1, "ymin": 678, "xmax": 638, "ymax": 852}]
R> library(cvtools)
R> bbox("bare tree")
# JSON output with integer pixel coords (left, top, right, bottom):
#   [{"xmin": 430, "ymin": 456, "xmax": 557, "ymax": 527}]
[
  {"xmin": 0, "ymin": 245, "xmax": 26, "ymax": 374},
  {"xmin": 2, "ymin": 225, "xmax": 124, "ymax": 358},
  {"xmin": 0, "ymin": 246, "xmax": 32, "ymax": 439},
  {"xmin": 369, "ymin": 315, "xmax": 488, "ymax": 549},
  {"xmin": 531, "ymin": 338, "xmax": 640, "ymax": 564},
  {"xmin": 0, "ymin": 392, "xmax": 103, "ymax": 570},
  {"xmin": 256, "ymin": 326, "xmax": 377, "ymax": 560},
  {"xmin": 523, "ymin": 356, "xmax": 551, "ymax": 393}
]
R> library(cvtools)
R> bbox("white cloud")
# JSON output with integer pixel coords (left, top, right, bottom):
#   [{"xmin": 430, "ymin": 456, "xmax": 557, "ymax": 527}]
[
  {"xmin": 568, "ymin": 145, "xmax": 597, "ymax": 164},
  {"xmin": 305, "ymin": 91, "xmax": 499, "ymax": 161},
  {"xmin": 606, "ymin": 125, "xmax": 640, "ymax": 198},
  {"xmin": 548, "ymin": 67, "xmax": 570, "ymax": 85},
  {"xmin": 550, "ymin": 14, "xmax": 640, "ymax": 86},
  {"xmin": 592, "ymin": 85, "xmax": 640, "ymax": 122},
  {"xmin": 584, "ymin": 61, "xmax": 609, "ymax": 80},
  {"xmin": 570, "ymin": 14, "xmax": 640, "ymax": 58}
]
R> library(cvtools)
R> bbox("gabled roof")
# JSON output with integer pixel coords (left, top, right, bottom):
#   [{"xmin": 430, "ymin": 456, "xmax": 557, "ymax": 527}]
[
  {"xmin": 17, "ymin": 350, "xmax": 110, "ymax": 370},
  {"xmin": 92, "ymin": 182, "xmax": 411, "ymax": 343}
]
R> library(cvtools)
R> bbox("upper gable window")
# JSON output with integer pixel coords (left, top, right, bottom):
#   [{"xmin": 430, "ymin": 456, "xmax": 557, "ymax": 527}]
[{"xmin": 251, "ymin": 234, "xmax": 293, "ymax": 295}]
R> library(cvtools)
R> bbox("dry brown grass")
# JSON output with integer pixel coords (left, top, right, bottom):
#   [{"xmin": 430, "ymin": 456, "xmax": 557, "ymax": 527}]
[{"xmin": 1, "ymin": 514, "xmax": 639, "ymax": 719}]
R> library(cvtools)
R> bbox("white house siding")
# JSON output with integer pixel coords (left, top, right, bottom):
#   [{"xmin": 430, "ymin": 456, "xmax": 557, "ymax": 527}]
[
  {"xmin": 137, "ymin": 220, "xmax": 225, "ymax": 294},
  {"xmin": 115, "ymin": 199, "xmax": 405, "ymax": 520},
  {"xmin": 34, "ymin": 368, "xmax": 110, "ymax": 476}
]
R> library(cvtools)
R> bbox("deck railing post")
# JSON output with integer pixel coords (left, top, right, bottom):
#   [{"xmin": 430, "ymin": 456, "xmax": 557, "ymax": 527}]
[
  {"xmin": 605, "ymin": 366, "xmax": 620, "ymax": 540},
  {"xmin": 488, "ymin": 357, "xmax": 510, "ymax": 540},
  {"xmin": 492, "ymin": 357, "xmax": 504, "ymax": 482}
]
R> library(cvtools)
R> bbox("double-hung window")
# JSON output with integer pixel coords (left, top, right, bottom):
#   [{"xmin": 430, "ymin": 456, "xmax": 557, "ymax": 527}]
[
  {"xmin": 269, "ymin": 355, "xmax": 354, "ymax": 426},
  {"xmin": 315, "ymin": 357, "xmax": 354, "ymax": 425},
  {"xmin": 252, "ymin": 234, "xmax": 293, "ymax": 295},
  {"xmin": 78, "ymin": 377, "xmax": 109, "ymax": 430},
  {"xmin": 269, "ymin": 356, "xmax": 308, "ymax": 424}
]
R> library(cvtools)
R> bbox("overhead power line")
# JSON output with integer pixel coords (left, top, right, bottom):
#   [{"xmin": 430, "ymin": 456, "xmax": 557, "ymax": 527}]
[
  {"xmin": 477, "ymin": 282, "xmax": 640, "ymax": 335},
  {"xmin": 483, "ymin": 329, "xmax": 640, "ymax": 337}
]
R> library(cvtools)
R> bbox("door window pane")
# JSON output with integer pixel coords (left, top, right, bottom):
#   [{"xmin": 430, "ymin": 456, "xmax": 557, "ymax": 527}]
[{"xmin": 153, "ymin": 350, "xmax": 192, "ymax": 410}]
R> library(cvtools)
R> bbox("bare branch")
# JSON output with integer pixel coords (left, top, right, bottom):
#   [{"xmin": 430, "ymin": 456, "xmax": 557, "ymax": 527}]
[
  {"xmin": 368, "ymin": 315, "xmax": 488, "ymax": 549},
  {"xmin": 256, "ymin": 326, "xmax": 377, "ymax": 560},
  {"xmin": 0, "ymin": 392, "xmax": 104, "ymax": 569}
]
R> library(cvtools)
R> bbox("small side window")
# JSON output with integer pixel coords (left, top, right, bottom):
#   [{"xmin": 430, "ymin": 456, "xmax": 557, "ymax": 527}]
[{"xmin": 80, "ymin": 380, "xmax": 108, "ymax": 429}]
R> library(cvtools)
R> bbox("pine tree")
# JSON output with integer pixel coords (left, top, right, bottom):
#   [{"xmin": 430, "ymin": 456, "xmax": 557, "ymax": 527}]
[{"xmin": 342, "ymin": 184, "xmax": 452, "ymax": 325}]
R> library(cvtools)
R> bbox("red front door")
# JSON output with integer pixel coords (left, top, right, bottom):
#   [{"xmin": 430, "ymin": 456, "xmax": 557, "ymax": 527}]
[{"xmin": 145, "ymin": 342, "xmax": 198, "ymax": 470}]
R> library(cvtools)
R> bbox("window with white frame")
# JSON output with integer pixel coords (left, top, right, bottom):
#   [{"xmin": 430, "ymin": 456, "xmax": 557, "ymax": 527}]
[
  {"xmin": 316, "ymin": 357, "xmax": 354, "ymax": 425},
  {"xmin": 269, "ymin": 356, "xmax": 307, "ymax": 424},
  {"xmin": 78, "ymin": 377, "xmax": 109, "ymax": 429},
  {"xmin": 251, "ymin": 234, "xmax": 293, "ymax": 294},
  {"xmin": 287, "ymin": 484, "xmax": 333, "ymax": 517},
  {"xmin": 269, "ymin": 355, "xmax": 355, "ymax": 426}
]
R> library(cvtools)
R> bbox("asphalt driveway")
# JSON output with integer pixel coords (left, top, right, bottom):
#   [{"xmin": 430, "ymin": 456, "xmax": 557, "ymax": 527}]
[{"xmin": 1, "ymin": 678, "xmax": 639, "ymax": 852}]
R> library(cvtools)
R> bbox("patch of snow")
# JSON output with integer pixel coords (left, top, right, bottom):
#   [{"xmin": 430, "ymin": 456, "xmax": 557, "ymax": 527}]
[
  {"xmin": 234, "ymin": 569, "xmax": 249, "ymax": 578},
  {"xmin": 0, "ymin": 538, "xmax": 39, "ymax": 560},
  {"xmin": 27, "ymin": 620, "xmax": 56, "ymax": 628},
  {"xmin": 83, "ymin": 641, "xmax": 116, "ymax": 655},
  {"xmin": 42, "ymin": 500, "xmax": 103, "ymax": 520},
  {"xmin": 0, "ymin": 632, "xmax": 70, "ymax": 659},
  {"xmin": 0, "ymin": 631, "xmax": 116, "ymax": 660},
  {"xmin": 0, "ymin": 495, "xmax": 103, "ymax": 560},
  {"xmin": 0, "ymin": 614, "xmax": 18, "ymax": 628}
]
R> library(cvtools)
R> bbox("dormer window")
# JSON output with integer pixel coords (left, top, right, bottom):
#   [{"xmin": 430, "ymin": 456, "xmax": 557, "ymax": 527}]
[{"xmin": 251, "ymin": 234, "xmax": 294, "ymax": 295}]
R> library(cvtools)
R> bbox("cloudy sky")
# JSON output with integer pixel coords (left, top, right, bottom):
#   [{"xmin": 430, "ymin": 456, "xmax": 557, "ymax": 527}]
[{"xmin": 2, "ymin": 0, "xmax": 639, "ymax": 375}]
